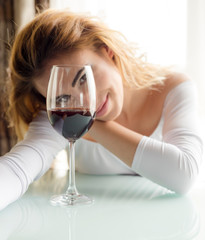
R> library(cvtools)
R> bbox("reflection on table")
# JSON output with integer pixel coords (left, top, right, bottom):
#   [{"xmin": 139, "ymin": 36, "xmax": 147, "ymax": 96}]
[{"xmin": 0, "ymin": 169, "xmax": 199, "ymax": 240}]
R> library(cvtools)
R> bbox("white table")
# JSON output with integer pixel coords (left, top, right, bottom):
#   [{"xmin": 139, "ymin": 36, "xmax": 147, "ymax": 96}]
[{"xmin": 0, "ymin": 168, "xmax": 204, "ymax": 240}]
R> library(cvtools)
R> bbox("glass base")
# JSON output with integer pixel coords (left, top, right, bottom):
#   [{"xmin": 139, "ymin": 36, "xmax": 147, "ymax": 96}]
[{"xmin": 50, "ymin": 193, "xmax": 93, "ymax": 206}]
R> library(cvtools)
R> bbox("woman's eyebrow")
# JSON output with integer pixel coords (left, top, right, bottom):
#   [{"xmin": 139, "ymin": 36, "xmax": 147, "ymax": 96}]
[{"xmin": 72, "ymin": 68, "xmax": 85, "ymax": 87}]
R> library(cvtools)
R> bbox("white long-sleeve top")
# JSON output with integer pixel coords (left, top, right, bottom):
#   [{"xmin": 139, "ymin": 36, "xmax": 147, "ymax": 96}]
[{"xmin": 0, "ymin": 81, "xmax": 203, "ymax": 210}]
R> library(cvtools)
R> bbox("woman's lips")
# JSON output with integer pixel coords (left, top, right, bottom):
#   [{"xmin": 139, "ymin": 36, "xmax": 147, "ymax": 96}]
[{"xmin": 96, "ymin": 94, "xmax": 109, "ymax": 118}]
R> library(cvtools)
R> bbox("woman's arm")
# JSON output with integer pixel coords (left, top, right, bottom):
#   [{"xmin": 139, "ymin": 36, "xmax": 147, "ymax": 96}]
[
  {"xmin": 88, "ymin": 81, "xmax": 203, "ymax": 194},
  {"xmin": 88, "ymin": 120, "xmax": 143, "ymax": 167},
  {"xmin": 0, "ymin": 111, "xmax": 67, "ymax": 211}
]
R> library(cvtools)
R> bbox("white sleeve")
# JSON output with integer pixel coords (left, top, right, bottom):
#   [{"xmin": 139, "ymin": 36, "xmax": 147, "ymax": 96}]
[
  {"xmin": 131, "ymin": 81, "xmax": 204, "ymax": 194},
  {"xmin": 0, "ymin": 111, "xmax": 67, "ymax": 211}
]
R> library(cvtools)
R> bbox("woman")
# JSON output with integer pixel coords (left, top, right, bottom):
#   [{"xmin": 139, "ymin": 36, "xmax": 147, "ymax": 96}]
[{"xmin": 1, "ymin": 9, "xmax": 203, "ymax": 210}]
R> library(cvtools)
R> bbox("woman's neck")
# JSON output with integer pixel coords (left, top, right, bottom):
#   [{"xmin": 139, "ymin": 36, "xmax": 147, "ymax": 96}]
[{"xmin": 115, "ymin": 86, "xmax": 150, "ymax": 124}]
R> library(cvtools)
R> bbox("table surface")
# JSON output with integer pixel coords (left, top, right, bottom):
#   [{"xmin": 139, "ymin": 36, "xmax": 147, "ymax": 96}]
[{"xmin": 0, "ymin": 167, "xmax": 205, "ymax": 240}]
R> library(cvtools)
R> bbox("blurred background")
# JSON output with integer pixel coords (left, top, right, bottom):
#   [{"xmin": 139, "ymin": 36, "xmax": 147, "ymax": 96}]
[{"xmin": 0, "ymin": 0, "xmax": 205, "ymax": 155}]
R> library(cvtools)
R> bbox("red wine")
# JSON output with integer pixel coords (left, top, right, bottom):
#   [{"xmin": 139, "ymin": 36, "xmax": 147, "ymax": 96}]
[{"xmin": 48, "ymin": 108, "xmax": 95, "ymax": 141}]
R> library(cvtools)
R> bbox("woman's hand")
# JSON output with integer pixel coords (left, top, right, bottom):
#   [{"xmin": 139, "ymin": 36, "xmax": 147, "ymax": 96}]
[{"xmin": 85, "ymin": 120, "xmax": 143, "ymax": 167}]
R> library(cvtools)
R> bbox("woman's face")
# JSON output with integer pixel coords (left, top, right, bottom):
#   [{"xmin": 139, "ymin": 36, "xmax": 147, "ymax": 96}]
[{"xmin": 34, "ymin": 48, "xmax": 124, "ymax": 121}]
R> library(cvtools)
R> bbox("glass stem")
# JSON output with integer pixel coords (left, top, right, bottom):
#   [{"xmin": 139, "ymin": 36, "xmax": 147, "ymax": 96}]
[{"xmin": 66, "ymin": 141, "xmax": 78, "ymax": 196}]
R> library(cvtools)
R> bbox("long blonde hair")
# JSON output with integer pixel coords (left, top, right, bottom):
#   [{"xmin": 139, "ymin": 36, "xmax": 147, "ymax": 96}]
[{"xmin": 8, "ymin": 9, "xmax": 169, "ymax": 140}]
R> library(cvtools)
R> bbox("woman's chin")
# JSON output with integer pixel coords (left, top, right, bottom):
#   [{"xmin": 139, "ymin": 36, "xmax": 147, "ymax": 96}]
[{"xmin": 96, "ymin": 111, "xmax": 121, "ymax": 122}]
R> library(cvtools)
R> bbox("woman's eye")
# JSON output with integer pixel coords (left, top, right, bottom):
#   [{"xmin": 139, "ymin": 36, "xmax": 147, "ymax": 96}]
[
  {"xmin": 56, "ymin": 94, "xmax": 70, "ymax": 104},
  {"xmin": 79, "ymin": 74, "xmax": 87, "ymax": 86}
]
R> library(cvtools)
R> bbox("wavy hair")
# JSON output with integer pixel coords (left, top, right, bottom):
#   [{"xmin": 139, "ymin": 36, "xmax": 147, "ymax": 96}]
[{"xmin": 8, "ymin": 9, "xmax": 169, "ymax": 140}]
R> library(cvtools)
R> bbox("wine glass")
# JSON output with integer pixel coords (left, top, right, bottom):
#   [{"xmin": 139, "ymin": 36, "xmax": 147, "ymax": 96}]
[{"xmin": 47, "ymin": 65, "xmax": 96, "ymax": 206}]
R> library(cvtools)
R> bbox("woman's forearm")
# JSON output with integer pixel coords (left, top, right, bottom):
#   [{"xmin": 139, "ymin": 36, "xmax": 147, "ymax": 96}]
[
  {"xmin": 88, "ymin": 120, "xmax": 143, "ymax": 167},
  {"xmin": 88, "ymin": 119, "xmax": 203, "ymax": 194}
]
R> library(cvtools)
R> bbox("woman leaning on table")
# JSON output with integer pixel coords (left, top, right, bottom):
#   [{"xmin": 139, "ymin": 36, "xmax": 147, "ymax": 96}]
[{"xmin": 0, "ymin": 9, "xmax": 203, "ymax": 210}]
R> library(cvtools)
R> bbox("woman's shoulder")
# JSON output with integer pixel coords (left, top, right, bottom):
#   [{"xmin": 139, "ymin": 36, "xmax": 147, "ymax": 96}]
[
  {"xmin": 158, "ymin": 72, "xmax": 198, "ymax": 117},
  {"xmin": 162, "ymin": 72, "xmax": 192, "ymax": 97},
  {"xmin": 150, "ymin": 72, "xmax": 192, "ymax": 106}
]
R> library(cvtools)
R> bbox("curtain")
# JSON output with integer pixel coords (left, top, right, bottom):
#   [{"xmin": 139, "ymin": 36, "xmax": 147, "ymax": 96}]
[
  {"xmin": 35, "ymin": 0, "xmax": 49, "ymax": 13},
  {"xmin": 0, "ymin": 0, "xmax": 17, "ymax": 155},
  {"xmin": 0, "ymin": 0, "xmax": 50, "ymax": 155}
]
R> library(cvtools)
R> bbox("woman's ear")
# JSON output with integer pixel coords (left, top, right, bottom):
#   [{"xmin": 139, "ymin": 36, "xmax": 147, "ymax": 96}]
[{"xmin": 101, "ymin": 45, "xmax": 114, "ymax": 60}]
